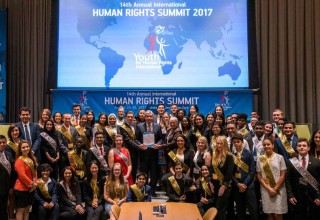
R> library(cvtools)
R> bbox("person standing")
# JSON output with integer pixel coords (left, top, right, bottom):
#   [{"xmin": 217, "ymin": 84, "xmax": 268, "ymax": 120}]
[
  {"xmin": 285, "ymin": 138, "xmax": 320, "ymax": 219},
  {"xmin": 0, "ymin": 135, "xmax": 14, "ymax": 220}
]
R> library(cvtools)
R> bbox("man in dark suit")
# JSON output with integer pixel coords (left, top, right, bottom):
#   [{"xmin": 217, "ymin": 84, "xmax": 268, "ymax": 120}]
[
  {"xmin": 119, "ymin": 111, "xmax": 141, "ymax": 179},
  {"xmin": 136, "ymin": 110, "xmax": 163, "ymax": 196},
  {"xmin": 285, "ymin": 138, "xmax": 320, "ymax": 220},
  {"xmin": 87, "ymin": 131, "xmax": 110, "ymax": 177},
  {"xmin": 232, "ymin": 133, "xmax": 258, "ymax": 220},
  {"xmin": 275, "ymin": 121, "xmax": 299, "ymax": 162},
  {"xmin": 0, "ymin": 135, "xmax": 14, "ymax": 220},
  {"xmin": 16, "ymin": 106, "xmax": 41, "ymax": 160},
  {"xmin": 153, "ymin": 103, "xmax": 165, "ymax": 124}
]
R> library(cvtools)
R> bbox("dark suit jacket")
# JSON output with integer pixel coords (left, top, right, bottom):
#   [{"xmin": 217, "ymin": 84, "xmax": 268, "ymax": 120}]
[
  {"xmin": 275, "ymin": 135, "xmax": 298, "ymax": 162},
  {"xmin": 285, "ymin": 156, "xmax": 320, "ymax": 201},
  {"xmin": 0, "ymin": 151, "xmax": 14, "ymax": 196},
  {"xmin": 160, "ymin": 127, "xmax": 182, "ymax": 152},
  {"xmin": 34, "ymin": 178, "xmax": 58, "ymax": 204},
  {"xmin": 136, "ymin": 122, "xmax": 163, "ymax": 148},
  {"xmin": 57, "ymin": 180, "xmax": 82, "ymax": 208},
  {"xmin": 232, "ymin": 148, "xmax": 255, "ymax": 188},
  {"xmin": 17, "ymin": 121, "xmax": 41, "ymax": 152},
  {"xmin": 87, "ymin": 145, "xmax": 110, "ymax": 176},
  {"xmin": 57, "ymin": 125, "xmax": 78, "ymax": 151},
  {"xmin": 119, "ymin": 122, "xmax": 140, "ymax": 158},
  {"xmin": 83, "ymin": 176, "xmax": 105, "ymax": 206},
  {"xmin": 188, "ymin": 125, "xmax": 211, "ymax": 149}
]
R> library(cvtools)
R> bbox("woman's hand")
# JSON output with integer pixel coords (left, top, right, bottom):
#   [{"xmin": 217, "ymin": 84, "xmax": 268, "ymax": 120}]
[
  {"xmin": 75, "ymin": 204, "xmax": 85, "ymax": 215},
  {"xmin": 218, "ymin": 185, "xmax": 226, "ymax": 196}
]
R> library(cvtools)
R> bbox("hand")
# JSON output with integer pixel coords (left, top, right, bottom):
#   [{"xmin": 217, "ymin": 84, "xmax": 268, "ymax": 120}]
[
  {"xmin": 139, "ymin": 144, "xmax": 147, "ymax": 150},
  {"xmin": 48, "ymin": 202, "xmax": 55, "ymax": 209},
  {"xmin": 29, "ymin": 182, "xmax": 37, "ymax": 192},
  {"xmin": 314, "ymin": 199, "xmax": 320, "ymax": 206},
  {"xmin": 289, "ymin": 197, "xmax": 297, "ymax": 205},
  {"xmin": 237, "ymin": 183, "xmax": 247, "ymax": 192},
  {"xmin": 92, "ymin": 202, "xmax": 98, "ymax": 208},
  {"xmin": 43, "ymin": 202, "xmax": 49, "ymax": 208},
  {"xmin": 179, "ymin": 195, "xmax": 186, "ymax": 201},
  {"xmin": 152, "ymin": 144, "xmax": 161, "ymax": 150},
  {"xmin": 188, "ymin": 185, "xmax": 197, "ymax": 192},
  {"xmin": 75, "ymin": 205, "xmax": 85, "ymax": 215},
  {"xmin": 200, "ymin": 197, "xmax": 208, "ymax": 204},
  {"xmin": 218, "ymin": 185, "xmax": 226, "ymax": 196},
  {"xmin": 267, "ymin": 187, "xmax": 277, "ymax": 197}
]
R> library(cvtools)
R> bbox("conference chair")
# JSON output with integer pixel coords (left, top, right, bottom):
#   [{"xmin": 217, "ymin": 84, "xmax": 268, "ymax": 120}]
[
  {"xmin": 203, "ymin": 207, "xmax": 218, "ymax": 220},
  {"xmin": 110, "ymin": 205, "xmax": 121, "ymax": 220}
]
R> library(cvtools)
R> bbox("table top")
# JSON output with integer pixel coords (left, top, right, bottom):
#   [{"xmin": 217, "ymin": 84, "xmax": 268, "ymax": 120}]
[{"xmin": 119, "ymin": 202, "xmax": 203, "ymax": 220}]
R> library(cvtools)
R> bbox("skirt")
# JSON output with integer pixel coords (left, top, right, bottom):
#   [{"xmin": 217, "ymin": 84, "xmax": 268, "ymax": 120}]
[{"xmin": 14, "ymin": 190, "xmax": 34, "ymax": 208}]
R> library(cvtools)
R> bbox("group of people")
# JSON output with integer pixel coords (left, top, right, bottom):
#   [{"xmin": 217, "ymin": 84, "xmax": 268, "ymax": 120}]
[{"xmin": 0, "ymin": 104, "xmax": 320, "ymax": 220}]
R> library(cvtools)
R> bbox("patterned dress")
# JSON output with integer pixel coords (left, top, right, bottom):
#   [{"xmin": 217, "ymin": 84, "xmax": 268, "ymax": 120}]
[{"xmin": 256, "ymin": 153, "xmax": 288, "ymax": 214}]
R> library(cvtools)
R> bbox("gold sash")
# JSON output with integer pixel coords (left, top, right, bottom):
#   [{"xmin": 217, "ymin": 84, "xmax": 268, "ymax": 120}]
[
  {"xmin": 19, "ymin": 156, "xmax": 36, "ymax": 178},
  {"xmin": 7, "ymin": 140, "xmax": 19, "ymax": 158},
  {"xmin": 238, "ymin": 128, "xmax": 249, "ymax": 136},
  {"xmin": 280, "ymin": 136, "xmax": 298, "ymax": 158},
  {"xmin": 90, "ymin": 179, "xmax": 100, "ymax": 203},
  {"xmin": 37, "ymin": 179, "xmax": 51, "ymax": 199},
  {"xmin": 195, "ymin": 130, "xmax": 201, "ymax": 139},
  {"xmin": 259, "ymin": 154, "xmax": 276, "ymax": 188},
  {"xmin": 212, "ymin": 160, "xmax": 224, "ymax": 185},
  {"xmin": 211, "ymin": 136, "xmax": 217, "ymax": 149},
  {"xmin": 121, "ymin": 124, "xmax": 135, "ymax": 140},
  {"xmin": 168, "ymin": 176, "xmax": 181, "ymax": 196},
  {"xmin": 232, "ymin": 155, "xmax": 249, "ymax": 173},
  {"xmin": 68, "ymin": 150, "xmax": 86, "ymax": 179},
  {"xmin": 168, "ymin": 150, "xmax": 189, "ymax": 172},
  {"xmin": 75, "ymin": 126, "xmax": 90, "ymax": 147},
  {"xmin": 200, "ymin": 177, "xmax": 212, "ymax": 197},
  {"xmin": 131, "ymin": 184, "xmax": 145, "ymax": 202},
  {"xmin": 58, "ymin": 126, "xmax": 75, "ymax": 147},
  {"xmin": 105, "ymin": 127, "xmax": 116, "ymax": 142}
]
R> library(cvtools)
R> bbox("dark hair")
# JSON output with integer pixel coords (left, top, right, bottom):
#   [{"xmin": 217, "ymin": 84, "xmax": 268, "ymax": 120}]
[
  {"xmin": 98, "ymin": 113, "xmax": 108, "ymax": 126},
  {"xmin": 0, "ymin": 134, "xmax": 6, "ymax": 139},
  {"xmin": 125, "ymin": 111, "xmax": 135, "ymax": 117},
  {"xmin": 136, "ymin": 172, "xmax": 147, "ymax": 179},
  {"xmin": 174, "ymin": 161, "xmax": 183, "ymax": 168},
  {"xmin": 7, "ymin": 124, "xmax": 20, "ymax": 141},
  {"xmin": 254, "ymin": 120, "xmax": 265, "ymax": 127},
  {"xmin": 94, "ymin": 131, "xmax": 104, "ymax": 137},
  {"xmin": 19, "ymin": 106, "xmax": 31, "ymax": 114},
  {"xmin": 188, "ymin": 105, "xmax": 199, "ymax": 116},
  {"xmin": 72, "ymin": 104, "xmax": 81, "ymax": 109},
  {"xmin": 44, "ymin": 119, "xmax": 56, "ymax": 134},
  {"xmin": 53, "ymin": 112, "xmax": 63, "ymax": 125},
  {"xmin": 262, "ymin": 137, "xmax": 274, "ymax": 145},
  {"xmin": 18, "ymin": 140, "xmax": 37, "ymax": 170},
  {"xmin": 214, "ymin": 115, "xmax": 225, "ymax": 126},
  {"xmin": 214, "ymin": 105, "xmax": 225, "ymax": 117},
  {"xmin": 194, "ymin": 113, "xmax": 206, "ymax": 129},
  {"xmin": 136, "ymin": 109, "xmax": 146, "ymax": 123},
  {"xmin": 310, "ymin": 130, "xmax": 320, "ymax": 155},
  {"xmin": 61, "ymin": 166, "xmax": 78, "ymax": 195},
  {"xmin": 176, "ymin": 134, "xmax": 191, "ymax": 149},
  {"xmin": 181, "ymin": 116, "xmax": 191, "ymax": 131},
  {"xmin": 86, "ymin": 160, "xmax": 100, "ymax": 182},
  {"xmin": 297, "ymin": 138, "xmax": 310, "ymax": 146},
  {"xmin": 231, "ymin": 133, "xmax": 243, "ymax": 142},
  {"xmin": 39, "ymin": 163, "xmax": 53, "ymax": 173},
  {"xmin": 283, "ymin": 121, "xmax": 296, "ymax": 128},
  {"xmin": 237, "ymin": 113, "xmax": 248, "ymax": 122},
  {"xmin": 85, "ymin": 110, "xmax": 95, "ymax": 127}
]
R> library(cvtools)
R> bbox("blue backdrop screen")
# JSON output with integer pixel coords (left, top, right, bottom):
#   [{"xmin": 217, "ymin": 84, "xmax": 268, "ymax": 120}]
[{"xmin": 57, "ymin": 0, "xmax": 249, "ymax": 89}]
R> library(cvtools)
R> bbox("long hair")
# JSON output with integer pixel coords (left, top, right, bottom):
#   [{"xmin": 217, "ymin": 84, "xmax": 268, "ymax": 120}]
[
  {"xmin": 7, "ymin": 124, "xmax": 21, "ymax": 142},
  {"xmin": 38, "ymin": 108, "xmax": 52, "ymax": 125},
  {"xmin": 61, "ymin": 166, "xmax": 79, "ymax": 195},
  {"xmin": 194, "ymin": 113, "xmax": 207, "ymax": 131},
  {"xmin": 176, "ymin": 134, "xmax": 191, "ymax": 149},
  {"xmin": 44, "ymin": 119, "xmax": 57, "ymax": 134},
  {"xmin": 105, "ymin": 163, "xmax": 128, "ymax": 198},
  {"xmin": 85, "ymin": 110, "xmax": 95, "ymax": 127},
  {"xmin": 212, "ymin": 135, "xmax": 229, "ymax": 166},
  {"xmin": 98, "ymin": 113, "xmax": 108, "ymax": 126},
  {"xmin": 86, "ymin": 160, "xmax": 100, "ymax": 182},
  {"xmin": 196, "ymin": 136, "xmax": 209, "ymax": 152},
  {"xmin": 181, "ymin": 116, "xmax": 192, "ymax": 132},
  {"xmin": 112, "ymin": 134, "xmax": 124, "ymax": 148},
  {"xmin": 17, "ymin": 140, "xmax": 37, "ymax": 170}
]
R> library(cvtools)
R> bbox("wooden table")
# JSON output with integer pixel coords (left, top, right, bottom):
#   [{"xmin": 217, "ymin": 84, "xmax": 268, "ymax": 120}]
[{"xmin": 119, "ymin": 202, "xmax": 203, "ymax": 220}]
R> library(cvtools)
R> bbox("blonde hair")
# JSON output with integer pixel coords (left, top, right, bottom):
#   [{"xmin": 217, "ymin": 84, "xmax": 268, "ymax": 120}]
[
  {"xmin": 196, "ymin": 136, "xmax": 209, "ymax": 152},
  {"xmin": 212, "ymin": 135, "xmax": 229, "ymax": 166}
]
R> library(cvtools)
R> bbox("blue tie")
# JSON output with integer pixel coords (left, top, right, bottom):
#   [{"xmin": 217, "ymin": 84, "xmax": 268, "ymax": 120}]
[{"xmin": 24, "ymin": 125, "xmax": 32, "ymax": 144}]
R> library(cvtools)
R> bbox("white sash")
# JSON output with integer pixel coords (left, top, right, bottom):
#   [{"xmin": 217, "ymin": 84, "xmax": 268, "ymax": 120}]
[
  {"xmin": 40, "ymin": 132, "xmax": 57, "ymax": 150},
  {"xmin": 289, "ymin": 157, "xmax": 320, "ymax": 192},
  {"xmin": 59, "ymin": 180, "xmax": 77, "ymax": 203},
  {"xmin": 114, "ymin": 149, "xmax": 129, "ymax": 166},
  {"xmin": 0, "ymin": 153, "xmax": 11, "ymax": 174},
  {"xmin": 90, "ymin": 146, "xmax": 108, "ymax": 172},
  {"xmin": 252, "ymin": 135, "xmax": 264, "ymax": 159}
]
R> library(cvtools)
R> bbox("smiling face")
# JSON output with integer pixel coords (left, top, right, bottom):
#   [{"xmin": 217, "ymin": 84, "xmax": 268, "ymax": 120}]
[
  {"xmin": 63, "ymin": 168, "xmax": 73, "ymax": 182},
  {"xmin": 41, "ymin": 169, "xmax": 51, "ymax": 180},
  {"xmin": 314, "ymin": 132, "xmax": 320, "ymax": 147},
  {"xmin": 115, "ymin": 136, "xmax": 123, "ymax": 147},
  {"xmin": 113, "ymin": 164, "xmax": 122, "ymax": 177},
  {"xmin": 176, "ymin": 136, "xmax": 186, "ymax": 148},
  {"xmin": 262, "ymin": 139, "xmax": 274, "ymax": 155},
  {"xmin": 136, "ymin": 174, "xmax": 146, "ymax": 188},
  {"xmin": 283, "ymin": 123, "xmax": 295, "ymax": 138},
  {"xmin": 215, "ymin": 106, "xmax": 223, "ymax": 116},
  {"xmin": 201, "ymin": 165, "xmax": 210, "ymax": 178},
  {"xmin": 99, "ymin": 114, "xmax": 107, "ymax": 125},
  {"xmin": 90, "ymin": 163, "xmax": 99, "ymax": 176},
  {"xmin": 11, "ymin": 126, "xmax": 20, "ymax": 139},
  {"xmin": 45, "ymin": 120, "xmax": 54, "ymax": 131},
  {"xmin": 108, "ymin": 115, "xmax": 117, "ymax": 126},
  {"xmin": 195, "ymin": 115, "xmax": 204, "ymax": 127},
  {"xmin": 174, "ymin": 164, "xmax": 183, "ymax": 176},
  {"xmin": 297, "ymin": 141, "xmax": 310, "ymax": 157},
  {"xmin": 20, "ymin": 110, "xmax": 31, "ymax": 124}
]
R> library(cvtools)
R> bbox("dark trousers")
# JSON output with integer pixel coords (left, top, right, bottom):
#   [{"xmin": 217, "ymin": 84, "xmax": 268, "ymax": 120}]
[
  {"xmin": 0, "ymin": 193, "xmax": 9, "ymax": 220},
  {"xmin": 37, "ymin": 202, "xmax": 59, "ymax": 220},
  {"xmin": 290, "ymin": 193, "xmax": 320, "ymax": 220},
  {"xmin": 86, "ymin": 204, "xmax": 104, "ymax": 220},
  {"xmin": 140, "ymin": 150, "xmax": 158, "ymax": 192},
  {"xmin": 215, "ymin": 187, "xmax": 232, "ymax": 220},
  {"xmin": 234, "ymin": 188, "xmax": 258, "ymax": 220}
]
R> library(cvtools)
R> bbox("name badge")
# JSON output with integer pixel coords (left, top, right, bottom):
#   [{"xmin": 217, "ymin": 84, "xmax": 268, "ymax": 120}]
[
  {"xmin": 68, "ymin": 143, "xmax": 74, "ymax": 149},
  {"xmin": 193, "ymin": 167, "xmax": 200, "ymax": 174},
  {"xmin": 212, "ymin": 174, "xmax": 218, "ymax": 180},
  {"xmin": 235, "ymin": 173, "xmax": 241, "ymax": 179}
]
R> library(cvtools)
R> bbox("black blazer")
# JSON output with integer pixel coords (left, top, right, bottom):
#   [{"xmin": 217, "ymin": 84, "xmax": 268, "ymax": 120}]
[
  {"xmin": 136, "ymin": 122, "xmax": 163, "ymax": 156},
  {"xmin": 87, "ymin": 145, "xmax": 110, "ymax": 176},
  {"xmin": 34, "ymin": 178, "xmax": 58, "ymax": 204},
  {"xmin": 211, "ymin": 154, "xmax": 235, "ymax": 187},
  {"xmin": 0, "ymin": 151, "xmax": 14, "ymax": 196},
  {"xmin": 57, "ymin": 180, "xmax": 82, "ymax": 209},
  {"xmin": 285, "ymin": 156, "xmax": 320, "ymax": 201},
  {"xmin": 275, "ymin": 135, "xmax": 299, "ymax": 162},
  {"xmin": 160, "ymin": 127, "xmax": 182, "ymax": 152},
  {"xmin": 119, "ymin": 122, "xmax": 140, "ymax": 158},
  {"xmin": 232, "ymin": 148, "xmax": 255, "ymax": 188},
  {"xmin": 83, "ymin": 176, "xmax": 106, "ymax": 207}
]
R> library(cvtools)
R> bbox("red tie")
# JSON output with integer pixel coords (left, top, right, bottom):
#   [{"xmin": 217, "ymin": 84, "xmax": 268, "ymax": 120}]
[
  {"xmin": 100, "ymin": 147, "xmax": 104, "ymax": 156},
  {"xmin": 302, "ymin": 157, "xmax": 306, "ymax": 169}
]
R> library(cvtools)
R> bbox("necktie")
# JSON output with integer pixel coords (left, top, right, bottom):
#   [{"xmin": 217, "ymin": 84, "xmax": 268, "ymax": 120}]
[
  {"xmin": 100, "ymin": 147, "xmax": 104, "ymax": 156},
  {"xmin": 147, "ymin": 124, "xmax": 151, "ymax": 132},
  {"xmin": 24, "ymin": 125, "xmax": 32, "ymax": 144},
  {"xmin": 302, "ymin": 157, "xmax": 306, "ymax": 169},
  {"xmin": 75, "ymin": 117, "xmax": 79, "ymax": 125}
]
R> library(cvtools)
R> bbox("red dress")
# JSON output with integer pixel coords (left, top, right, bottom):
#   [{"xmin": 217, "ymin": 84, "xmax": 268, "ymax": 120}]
[{"xmin": 114, "ymin": 147, "xmax": 134, "ymax": 185}]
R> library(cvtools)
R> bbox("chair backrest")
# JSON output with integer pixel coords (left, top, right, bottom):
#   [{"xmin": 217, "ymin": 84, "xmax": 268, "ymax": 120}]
[
  {"xmin": 203, "ymin": 207, "xmax": 218, "ymax": 220},
  {"xmin": 111, "ymin": 205, "xmax": 121, "ymax": 220}
]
